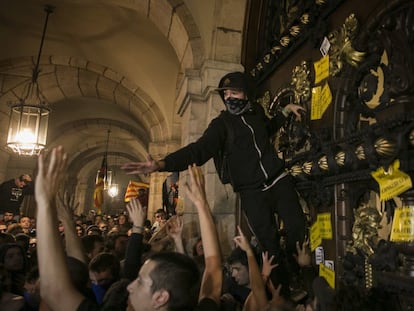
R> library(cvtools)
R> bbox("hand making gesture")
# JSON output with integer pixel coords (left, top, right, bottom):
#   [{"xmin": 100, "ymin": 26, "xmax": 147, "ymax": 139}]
[
  {"xmin": 126, "ymin": 197, "xmax": 147, "ymax": 228},
  {"xmin": 121, "ymin": 155, "xmax": 163, "ymax": 175}
]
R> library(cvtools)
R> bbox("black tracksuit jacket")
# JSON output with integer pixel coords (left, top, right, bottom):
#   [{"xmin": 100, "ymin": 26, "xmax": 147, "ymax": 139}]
[{"xmin": 162, "ymin": 103, "xmax": 288, "ymax": 192}]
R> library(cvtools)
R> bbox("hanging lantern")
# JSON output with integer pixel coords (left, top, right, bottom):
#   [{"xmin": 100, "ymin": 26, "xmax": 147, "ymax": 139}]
[{"xmin": 6, "ymin": 5, "xmax": 54, "ymax": 156}]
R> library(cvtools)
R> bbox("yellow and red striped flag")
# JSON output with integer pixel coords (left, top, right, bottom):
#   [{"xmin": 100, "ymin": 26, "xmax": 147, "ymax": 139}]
[
  {"xmin": 93, "ymin": 156, "xmax": 107, "ymax": 214},
  {"xmin": 124, "ymin": 181, "xmax": 149, "ymax": 203}
]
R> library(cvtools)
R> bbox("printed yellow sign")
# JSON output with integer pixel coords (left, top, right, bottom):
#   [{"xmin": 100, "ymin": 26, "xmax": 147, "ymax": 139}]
[
  {"xmin": 371, "ymin": 159, "xmax": 412, "ymax": 201},
  {"xmin": 317, "ymin": 213, "xmax": 333, "ymax": 240},
  {"xmin": 314, "ymin": 55, "xmax": 330, "ymax": 84},
  {"xmin": 319, "ymin": 263, "xmax": 335, "ymax": 289},
  {"xmin": 390, "ymin": 206, "xmax": 414, "ymax": 242},
  {"xmin": 310, "ymin": 221, "xmax": 322, "ymax": 251},
  {"xmin": 311, "ymin": 83, "xmax": 332, "ymax": 120}
]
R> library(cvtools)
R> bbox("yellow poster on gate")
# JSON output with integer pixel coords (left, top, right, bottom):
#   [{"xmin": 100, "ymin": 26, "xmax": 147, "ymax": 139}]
[
  {"xmin": 371, "ymin": 159, "xmax": 412, "ymax": 201},
  {"xmin": 314, "ymin": 55, "xmax": 330, "ymax": 84},
  {"xmin": 319, "ymin": 263, "xmax": 335, "ymax": 289},
  {"xmin": 390, "ymin": 206, "xmax": 414, "ymax": 242},
  {"xmin": 317, "ymin": 212, "xmax": 333, "ymax": 240},
  {"xmin": 310, "ymin": 221, "xmax": 322, "ymax": 251}
]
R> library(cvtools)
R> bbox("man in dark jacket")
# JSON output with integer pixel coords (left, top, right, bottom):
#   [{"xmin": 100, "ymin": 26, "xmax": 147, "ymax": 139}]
[{"xmin": 121, "ymin": 71, "xmax": 306, "ymax": 297}]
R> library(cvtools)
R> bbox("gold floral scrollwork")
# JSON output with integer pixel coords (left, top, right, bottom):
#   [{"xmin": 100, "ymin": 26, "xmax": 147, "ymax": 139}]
[
  {"xmin": 335, "ymin": 151, "xmax": 346, "ymax": 166},
  {"xmin": 302, "ymin": 161, "xmax": 313, "ymax": 175},
  {"xmin": 263, "ymin": 54, "xmax": 271, "ymax": 64},
  {"xmin": 271, "ymin": 45, "xmax": 282, "ymax": 54},
  {"xmin": 318, "ymin": 155, "xmax": 328, "ymax": 171},
  {"xmin": 290, "ymin": 25, "xmax": 301, "ymax": 37},
  {"xmin": 355, "ymin": 145, "xmax": 366, "ymax": 160},
  {"xmin": 291, "ymin": 61, "xmax": 311, "ymax": 106},
  {"xmin": 300, "ymin": 13, "xmax": 310, "ymax": 24},
  {"xmin": 289, "ymin": 164, "xmax": 303, "ymax": 176},
  {"xmin": 328, "ymin": 13, "xmax": 365, "ymax": 76},
  {"xmin": 374, "ymin": 137, "xmax": 396, "ymax": 157},
  {"xmin": 257, "ymin": 91, "xmax": 271, "ymax": 118},
  {"xmin": 347, "ymin": 201, "xmax": 382, "ymax": 256},
  {"xmin": 280, "ymin": 36, "xmax": 290, "ymax": 47}
]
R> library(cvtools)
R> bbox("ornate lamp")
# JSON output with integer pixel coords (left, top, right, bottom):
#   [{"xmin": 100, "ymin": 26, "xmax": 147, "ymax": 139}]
[{"xmin": 6, "ymin": 5, "xmax": 54, "ymax": 156}]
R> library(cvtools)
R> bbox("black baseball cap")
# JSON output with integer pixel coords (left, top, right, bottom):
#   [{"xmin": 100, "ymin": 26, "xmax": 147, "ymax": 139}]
[{"xmin": 216, "ymin": 71, "xmax": 252, "ymax": 101}]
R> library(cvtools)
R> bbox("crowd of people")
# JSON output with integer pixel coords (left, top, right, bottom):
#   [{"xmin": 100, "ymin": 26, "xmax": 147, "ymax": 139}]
[
  {"xmin": 0, "ymin": 146, "xmax": 390, "ymax": 311},
  {"xmin": 0, "ymin": 71, "xmax": 394, "ymax": 310}
]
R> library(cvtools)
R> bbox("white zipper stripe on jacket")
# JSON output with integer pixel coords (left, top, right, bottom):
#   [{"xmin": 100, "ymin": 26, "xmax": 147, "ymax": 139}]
[{"xmin": 241, "ymin": 115, "xmax": 269, "ymax": 180}]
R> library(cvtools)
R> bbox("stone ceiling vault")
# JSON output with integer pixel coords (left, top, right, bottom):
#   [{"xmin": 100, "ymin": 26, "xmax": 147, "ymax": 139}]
[{"xmin": 0, "ymin": 0, "xmax": 204, "ymax": 209}]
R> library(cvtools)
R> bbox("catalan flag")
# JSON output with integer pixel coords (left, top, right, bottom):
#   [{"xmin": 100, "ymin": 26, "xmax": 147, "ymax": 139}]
[
  {"xmin": 124, "ymin": 181, "xmax": 149, "ymax": 203},
  {"xmin": 93, "ymin": 156, "xmax": 107, "ymax": 214}
]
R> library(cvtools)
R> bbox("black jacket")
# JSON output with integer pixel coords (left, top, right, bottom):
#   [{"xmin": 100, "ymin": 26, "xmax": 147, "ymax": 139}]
[{"xmin": 163, "ymin": 103, "xmax": 288, "ymax": 192}]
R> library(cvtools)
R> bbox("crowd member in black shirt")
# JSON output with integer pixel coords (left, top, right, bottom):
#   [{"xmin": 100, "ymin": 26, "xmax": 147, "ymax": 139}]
[{"xmin": 0, "ymin": 174, "xmax": 33, "ymax": 218}]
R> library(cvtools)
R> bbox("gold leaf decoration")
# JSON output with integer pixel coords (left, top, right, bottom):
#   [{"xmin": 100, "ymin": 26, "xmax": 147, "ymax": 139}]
[
  {"xmin": 328, "ymin": 13, "xmax": 365, "ymax": 76},
  {"xmin": 335, "ymin": 151, "xmax": 346, "ymax": 166},
  {"xmin": 300, "ymin": 13, "xmax": 310, "ymax": 24},
  {"xmin": 290, "ymin": 25, "xmax": 301, "ymax": 36},
  {"xmin": 280, "ymin": 36, "xmax": 290, "ymax": 47},
  {"xmin": 256, "ymin": 63, "xmax": 263, "ymax": 71},
  {"xmin": 263, "ymin": 54, "xmax": 271, "ymax": 63},
  {"xmin": 374, "ymin": 137, "xmax": 396, "ymax": 157},
  {"xmin": 355, "ymin": 145, "xmax": 366, "ymax": 160},
  {"xmin": 257, "ymin": 91, "xmax": 271, "ymax": 118},
  {"xmin": 271, "ymin": 45, "xmax": 282, "ymax": 54},
  {"xmin": 302, "ymin": 161, "xmax": 313, "ymax": 174},
  {"xmin": 291, "ymin": 61, "xmax": 311, "ymax": 104},
  {"xmin": 290, "ymin": 164, "xmax": 303, "ymax": 176},
  {"xmin": 318, "ymin": 155, "xmax": 329, "ymax": 170}
]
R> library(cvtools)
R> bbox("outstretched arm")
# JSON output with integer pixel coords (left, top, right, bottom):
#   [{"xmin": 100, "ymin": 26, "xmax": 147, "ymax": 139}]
[
  {"xmin": 184, "ymin": 164, "xmax": 222, "ymax": 304},
  {"xmin": 166, "ymin": 215, "xmax": 185, "ymax": 254},
  {"xmin": 233, "ymin": 226, "xmax": 268, "ymax": 311},
  {"xmin": 121, "ymin": 154, "xmax": 165, "ymax": 175},
  {"xmin": 36, "ymin": 146, "xmax": 86, "ymax": 311},
  {"xmin": 123, "ymin": 198, "xmax": 147, "ymax": 280},
  {"xmin": 57, "ymin": 191, "xmax": 86, "ymax": 264}
]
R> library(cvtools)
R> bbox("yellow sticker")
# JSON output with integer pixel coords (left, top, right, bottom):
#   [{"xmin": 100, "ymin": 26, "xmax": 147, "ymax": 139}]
[
  {"xmin": 317, "ymin": 213, "xmax": 333, "ymax": 240},
  {"xmin": 371, "ymin": 159, "xmax": 412, "ymax": 201},
  {"xmin": 311, "ymin": 83, "xmax": 331, "ymax": 120},
  {"xmin": 314, "ymin": 55, "xmax": 330, "ymax": 84},
  {"xmin": 319, "ymin": 263, "xmax": 335, "ymax": 289},
  {"xmin": 320, "ymin": 82, "xmax": 332, "ymax": 115},
  {"xmin": 310, "ymin": 221, "xmax": 322, "ymax": 251},
  {"xmin": 390, "ymin": 206, "xmax": 414, "ymax": 242}
]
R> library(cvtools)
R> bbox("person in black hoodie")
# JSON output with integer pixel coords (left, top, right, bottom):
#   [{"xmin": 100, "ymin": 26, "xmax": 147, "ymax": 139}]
[{"xmin": 121, "ymin": 71, "xmax": 306, "ymax": 298}]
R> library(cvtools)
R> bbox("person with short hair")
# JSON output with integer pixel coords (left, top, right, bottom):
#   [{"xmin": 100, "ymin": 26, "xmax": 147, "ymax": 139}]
[{"xmin": 0, "ymin": 174, "xmax": 34, "ymax": 218}]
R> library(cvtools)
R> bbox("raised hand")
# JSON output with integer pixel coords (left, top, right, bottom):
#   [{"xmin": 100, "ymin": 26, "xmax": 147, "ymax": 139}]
[
  {"xmin": 233, "ymin": 225, "xmax": 252, "ymax": 254},
  {"xmin": 166, "ymin": 215, "xmax": 184, "ymax": 241},
  {"xmin": 121, "ymin": 155, "xmax": 162, "ymax": 175},
  {"xmin": 35, "ymin": 146, "xmax": 68, "ymax": 206},
  {"xmin": 126, "ymin": 197, "xmax": 147, "ymax": 227},
  {"xmin": 267, "ymin": 279, "xmax": 285, "ymax": 308},
  {"xmin": 184, "ymin": 164, "xmax": 208, "ymax": 209},
  {"xmin": 293, "ymin": 237, "xmax": 311, "ymax": 267},
  {"xmin": 57, "ymin": 191, "xmax": 79, "ymax": 221},
  {"xmin": 261, "ymin": 251, "xmax": 278, "ymax": 281}
]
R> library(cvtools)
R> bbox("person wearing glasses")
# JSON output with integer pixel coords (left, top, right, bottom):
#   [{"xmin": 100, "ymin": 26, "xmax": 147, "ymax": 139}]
[{"xmin": 0, "ymin": 174, "xmax": 34, "ymax": 220}]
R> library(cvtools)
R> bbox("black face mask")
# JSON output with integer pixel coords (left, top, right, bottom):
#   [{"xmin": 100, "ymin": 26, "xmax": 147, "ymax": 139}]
[{"xmin": 224, "ymin": 97, "xmax": 251, "ymax": 115}]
